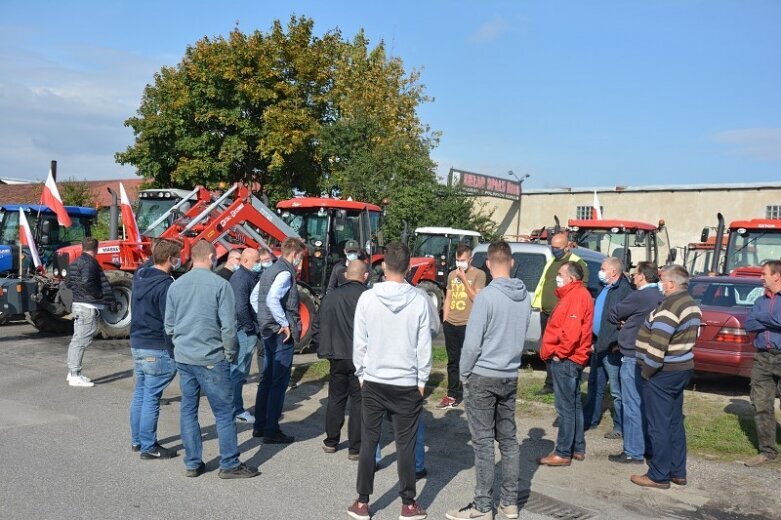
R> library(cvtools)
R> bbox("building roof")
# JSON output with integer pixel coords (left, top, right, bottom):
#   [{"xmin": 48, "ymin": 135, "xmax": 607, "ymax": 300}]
[
  {"xmin": 522, "ymin": 181, "xmax": 781, "ymax": 195},
  {"xmin": 0, "ymin": 178, "xmax": 144, "ymax": 207}
]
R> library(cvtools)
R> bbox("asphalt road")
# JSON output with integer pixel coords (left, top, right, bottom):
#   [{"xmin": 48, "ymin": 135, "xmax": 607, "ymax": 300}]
[{"xmin": 0, "ymin": 322, "xmax": 778, "ymax": 520}]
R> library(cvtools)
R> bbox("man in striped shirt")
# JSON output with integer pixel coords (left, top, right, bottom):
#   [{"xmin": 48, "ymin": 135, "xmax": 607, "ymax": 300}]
[{"xmin": 633, "ymin": 265, "xmax": 701, "ymax": 489}]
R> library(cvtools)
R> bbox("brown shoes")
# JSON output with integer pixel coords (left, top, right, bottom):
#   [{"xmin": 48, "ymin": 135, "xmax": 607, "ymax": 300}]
[
  {"xmin": 671, "ymin": 477, "xmax": 687, "ymax": 486},
  {"xmin": 630, "ymin": 474, "xmax": 670, "ymax": 489},
  {"xmin": 538, "ymin": 453, "xmax": 572, "ymax": 466},
  {"xmin": 572, "ymin": 452, "xmax": 585, "ymax": 461},
  {"xmin": 744, "ymin": 454, "xmax": 776, "ymax": 467}
]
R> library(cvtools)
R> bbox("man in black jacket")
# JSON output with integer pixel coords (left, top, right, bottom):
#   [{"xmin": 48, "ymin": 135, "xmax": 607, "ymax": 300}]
[
  {"xmin": 65, "ymin": 237, "xmax": 116, "ymax": 387},
  {"xmin": 129, "ymin": 238, "xmax": 182, "ymax": 458},
  {"xmin": 607, "ymin": 261, "xmax": 663, "ymax": 464},
  {"xmin": 230, "ymin": 248, "xmax": 261, "ymax": 424},
  {"xmin": 313, "ymin": 260, "xmax": 368, "ymax": 459},
  {"xmin": 583, "ymin": 257, "xmax": 632, "ymax": 438}
]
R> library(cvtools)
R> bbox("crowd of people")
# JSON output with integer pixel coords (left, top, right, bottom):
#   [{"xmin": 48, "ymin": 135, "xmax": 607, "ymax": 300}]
[{"xmin": 61, "ymin": 234, "xmax": 781, "ymax": 520}]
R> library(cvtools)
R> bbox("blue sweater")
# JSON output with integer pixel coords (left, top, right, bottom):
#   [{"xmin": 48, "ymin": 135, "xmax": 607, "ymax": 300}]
[
  {"xmin": 230, "ymin": 266, "xmax": 259, "ymax": 334},
  {"xmin": 129, "ymin": 264, "xmax": 175, "ymax": 354},
  {"xmin": 164, "ymin": 267, "xmax": 237, "ymax": 365},
  {"xmin": 745, "ymin": 289, "xmax": 781, "ymax": 352},
  {"xmin": 608, "ymin": 283, "xmax": 664, "ymax": 357}
]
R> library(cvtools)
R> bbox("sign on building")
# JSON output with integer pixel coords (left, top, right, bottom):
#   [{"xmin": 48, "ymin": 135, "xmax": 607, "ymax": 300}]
[{"xmin": 449, "ymin": 168, "xmax": 520, "ymax": 200}]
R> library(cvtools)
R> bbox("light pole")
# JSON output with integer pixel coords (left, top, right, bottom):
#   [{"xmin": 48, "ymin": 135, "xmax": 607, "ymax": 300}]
[{"xmin": 508, "ymin": 171, "xmax": 530, "ymax": 240}]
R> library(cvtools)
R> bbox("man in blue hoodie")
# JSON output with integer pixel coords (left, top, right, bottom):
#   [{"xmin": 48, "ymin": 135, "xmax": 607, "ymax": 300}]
[
  {"xmin": 446, "ymin": 240, "xmax": 531, "ymax": 520},
  {"xmin": 129, "ymin": 238, "xmax": 182, "ymax": 459}
]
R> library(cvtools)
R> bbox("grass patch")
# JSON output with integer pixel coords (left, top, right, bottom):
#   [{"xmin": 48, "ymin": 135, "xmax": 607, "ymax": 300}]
[{"xmin": 295, "ymin": 359, "xmax": 330, "ymax": 384}]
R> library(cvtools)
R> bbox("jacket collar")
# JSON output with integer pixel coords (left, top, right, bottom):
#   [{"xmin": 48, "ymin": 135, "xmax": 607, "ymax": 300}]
[{"xmin": 555, "ymin": 280, "xmax": 584, "ymax": 299}]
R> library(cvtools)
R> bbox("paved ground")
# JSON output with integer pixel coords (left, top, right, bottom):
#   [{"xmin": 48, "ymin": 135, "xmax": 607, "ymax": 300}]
[{"xmin": 0, "ymin": 321, "xmax": 778, "ymax": 520}]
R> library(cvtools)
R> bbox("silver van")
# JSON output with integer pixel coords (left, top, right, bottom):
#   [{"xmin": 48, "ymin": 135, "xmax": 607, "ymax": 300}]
[{"xmin": 471, "ymin": 243, "xmax": 606, "ymax": 355}]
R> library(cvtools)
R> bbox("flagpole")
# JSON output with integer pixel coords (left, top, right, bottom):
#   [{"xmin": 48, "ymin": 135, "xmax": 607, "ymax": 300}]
[{"xmin": 19, "ymin": 241, "xmax": 23, "ymax": 278}]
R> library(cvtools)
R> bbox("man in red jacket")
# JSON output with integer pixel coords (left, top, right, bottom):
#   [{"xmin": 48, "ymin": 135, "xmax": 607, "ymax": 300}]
[{"xmin": 538, "ymin": 261, "xmax": 594, "ymax": 466}]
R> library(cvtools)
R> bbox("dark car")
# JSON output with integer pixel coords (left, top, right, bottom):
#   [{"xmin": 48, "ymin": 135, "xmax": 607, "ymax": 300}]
[{"xmin": 688, "ymin": 276, "xmax": 765, "ymax": 378}]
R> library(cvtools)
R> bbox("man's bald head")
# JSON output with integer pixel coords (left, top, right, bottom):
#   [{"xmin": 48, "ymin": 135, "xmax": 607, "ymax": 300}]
[
  {"xmin": 240, "ymin": 248, "xmax": 259, "ymax": 268},
  {"xmin": 550, "ymin": 233, "xmax": 569, "ymax": 249},
  {"xmin": 345, "ymin": 259, "xmax": 368, "ymax": 282}
]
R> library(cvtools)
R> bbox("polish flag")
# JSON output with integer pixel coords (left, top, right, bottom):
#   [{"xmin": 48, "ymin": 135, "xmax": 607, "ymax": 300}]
[
  {"xmin": 119, "ymin": 182, "xmax": 141, "ymax": 243},
  {"xmin": 592, "ymin": 190, "xmax": 603, "ymax": 220},
  {"xmin": 19, "ymin": 208, "xmax": 42, "ymax": 269},
  {"xmin": 40, "ymin": 169, "xmax": 72, "ymax": 228}
]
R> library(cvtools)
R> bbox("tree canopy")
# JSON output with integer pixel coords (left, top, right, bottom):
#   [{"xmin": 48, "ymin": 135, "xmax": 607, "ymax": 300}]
[{"xmin": 116, "ymin": 16, "xmax": 495, "ymax": 239}]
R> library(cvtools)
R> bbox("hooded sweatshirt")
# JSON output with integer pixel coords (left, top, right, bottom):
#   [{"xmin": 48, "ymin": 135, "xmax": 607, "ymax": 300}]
[
  {"xmin": 129, "ymin": 264, "xmax": 175, "ymax": 354},
  {"xmin": 353, "ymin": 281, "xmax": 434, "ymax": 388},
  {"xmin": 460, "ymin": 277, "xmax": 531, "ymax": 380}
]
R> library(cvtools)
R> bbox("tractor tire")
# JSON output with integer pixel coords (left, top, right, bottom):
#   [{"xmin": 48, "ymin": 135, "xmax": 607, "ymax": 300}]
[
  {"xmin": 418, "ymin": 281, "xmax": 444, "ymax": 315},
  {"xmin": 97, "ymin": 270, "xmax": 133, "ymax": 339},
  {"xmin": 29, "ymin": 309, "xmax": 74, "ymax": 335},
  {"xmin": 295, "ymin": 285, "xmax": 319, "ymax": 354}
]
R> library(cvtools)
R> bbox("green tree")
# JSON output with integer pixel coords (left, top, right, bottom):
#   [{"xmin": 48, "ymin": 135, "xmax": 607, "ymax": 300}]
[{"xmin": 116, "ymin": 16, "xmax": 493, "ymax": 239}]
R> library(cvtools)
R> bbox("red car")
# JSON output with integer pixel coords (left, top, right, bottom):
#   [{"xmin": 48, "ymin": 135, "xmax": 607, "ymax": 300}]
[{"xmin": 688, "ymin": 276, "xmax": 765, "ymax": 378}]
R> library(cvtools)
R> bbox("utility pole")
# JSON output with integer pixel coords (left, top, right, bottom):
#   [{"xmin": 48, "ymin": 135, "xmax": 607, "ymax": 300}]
[{"xmin": 508, "ymin": 170, "xmax": 530, "ymax": 240}]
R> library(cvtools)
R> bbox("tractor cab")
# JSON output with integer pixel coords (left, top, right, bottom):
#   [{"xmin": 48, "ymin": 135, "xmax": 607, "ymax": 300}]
[
  {"xmin": 683, "ymin": 235, "xmax": 728, "ymax": 276},
  {"xmin": 276, "ymin": 197, "xmax": 384, "ymax": 294},
  {"xmin": 568, "ymin": 219, "xmax": 674, "ymax": 271},
  {"xmin": 135, "ymin": 188, "xmax": 200, "ymax": 238},
  {"xmin": 719, "ymin": 219, "xmax": 781, "ymax": 277},
  {"xmin": 411, "ymin": 227, "xmax": 481, "ymax": 287}
]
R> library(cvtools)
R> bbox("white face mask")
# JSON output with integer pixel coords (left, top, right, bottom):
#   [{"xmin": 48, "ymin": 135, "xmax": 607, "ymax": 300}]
[
  {"xmin": 456, "ymin": 261, "xmax": 468, "ymax": 271},
  {"xmin": 261, "ymin": 261, "xmax": 273, "ymax": 269},
  {"xmin": 346, "ymin": 253, "xmax": 358, "ymax": 262},
  {"xmin": 170, "ymin": 257, "xmax": 182, "ymax": 270},
  {"xmin": 292, "ymin": 256, "xmax": 302, "ymax": 267},
  {"xmin": 598, "ymin": 270, "xmax": 609, "ymax": 284},
  {"xmin": 555, "ymin": 275, "xmax": 565, "ymax": 288}
]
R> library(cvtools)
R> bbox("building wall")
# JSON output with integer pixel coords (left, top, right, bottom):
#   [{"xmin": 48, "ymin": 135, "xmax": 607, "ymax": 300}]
[{"xmin": 474, "ymin": 187, "xmax": 781, "ymax": 251}]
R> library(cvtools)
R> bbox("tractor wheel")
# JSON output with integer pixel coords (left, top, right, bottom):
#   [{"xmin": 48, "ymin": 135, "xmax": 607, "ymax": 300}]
[
  {"xmin": 295, "ymin": 286, "xmax": 319, "ymax": 354},
  {"xmin": 418, "ymin": 281, "xmax": 444, "ymax": 315},
  {"xmin": 98, "ymin": 270, "xmax": 133, "ymax": 339},
  {"xmin": 29, "ymin": 309, "xmax": 74, "ymax": 335}
]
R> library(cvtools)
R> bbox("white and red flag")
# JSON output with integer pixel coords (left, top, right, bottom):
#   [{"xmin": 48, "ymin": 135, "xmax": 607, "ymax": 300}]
[
  {"xmin": 19, "ymin": 208, "xmax": 42, "ymax": 269},
  {"xmin": 40, "ymin": 168, "xmax": 72, "ymax": 227},
  {"xmin": 592, "ymin": 190, "xmax": 603, "ymax": 220},
  {"xmin": 119, "ymin": 182, "xmax": 141, "ymax": 242}
]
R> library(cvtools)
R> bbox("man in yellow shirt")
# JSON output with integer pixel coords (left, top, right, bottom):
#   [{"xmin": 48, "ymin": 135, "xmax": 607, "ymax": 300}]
[{"xmin": 438, "ymin": 244, "xmax": 486, "ymax": 409}]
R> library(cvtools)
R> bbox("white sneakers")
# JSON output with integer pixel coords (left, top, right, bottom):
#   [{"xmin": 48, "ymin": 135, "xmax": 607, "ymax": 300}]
[
  {"xmin": 67, "ymin": 373, "xmax": 95, "ymax": 387},
  {"xmin": 235, "ymin": 411, "xmax": 255, "ymax": 423}
]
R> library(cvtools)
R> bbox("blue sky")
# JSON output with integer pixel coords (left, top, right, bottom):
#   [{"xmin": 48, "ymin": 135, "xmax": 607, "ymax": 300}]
[{"xmin": 1, "ymin": 1, "xmax": 779, "ymax": 189}]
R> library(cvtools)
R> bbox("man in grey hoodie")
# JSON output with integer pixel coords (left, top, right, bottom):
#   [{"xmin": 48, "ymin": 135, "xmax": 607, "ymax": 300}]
[
  {"xmin": 348, "ymin": 243, "xmax": 431, "ymax": 520},
  {"xmin": 447, "ymin": 240, "xmax": 531, "ymax": 520}
]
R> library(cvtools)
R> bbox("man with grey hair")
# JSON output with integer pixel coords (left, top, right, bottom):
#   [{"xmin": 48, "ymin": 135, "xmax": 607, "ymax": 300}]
[
  {"xmin": 744, "ymin": 260, "xmax": 781, "ymax": 467},
  {"xmin": 217, "ymin": 249, "xmax": 242, "ymax": 281},
  {"xmin": 584, "ymin": 256, "xmax": 632, "ymax": 439},
  {"xmin": 632, "ymin": 265, "xmax": 700, "ymax": 489}
]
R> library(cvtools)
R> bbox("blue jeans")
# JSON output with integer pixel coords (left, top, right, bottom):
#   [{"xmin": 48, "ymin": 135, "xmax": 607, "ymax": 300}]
[
  {"xmin": 551, "ymin": 358, "xmax": 586, "ymax": 458},
  {"xmin": 253, "ymin": 334, "xmax": 294, "ymax": 435},
  {"xmin": 129, "ymin": 348, "xmax": 177, "ymax": 452},
  {"xmin": 583, "ymin": 350, "xmax": 623, "ymax": 433},
  {"xmin": 620, "ymin": 356, "xmax": 644, "ymax": 459},
  {"xmin": 231, "ymin": 330, "xmax": 258, "ymax": 416},
  {"xmin": 177, "ymin": 360, "xmax": 240, "ymax": 470},
  {"xmin": 375, "ymin": 415, "xmax": 426, "ymax": 472},
  {"xmin": 644, "ymin": 370, "xmax": 692, "ymax": 482}
]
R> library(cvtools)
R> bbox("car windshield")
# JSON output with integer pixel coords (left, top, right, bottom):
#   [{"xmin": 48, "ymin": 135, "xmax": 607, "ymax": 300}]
[
  {"xmin": 727, "ymin": 230, "xmax": 781, "ymax": 270},
  {"xmin": 413, "ymin": 234, "xmax": 451, "ymax": 258},
  {"xmin": 688, "ymin": 280, "xmax": 764, "ymax": 308},
  {"xmin": 472, "ymin": 251, "xmax": 547, "ymax": 292}
]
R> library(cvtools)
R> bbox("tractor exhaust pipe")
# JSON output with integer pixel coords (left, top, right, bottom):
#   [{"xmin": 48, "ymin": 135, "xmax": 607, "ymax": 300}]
[
  {"xmin": 711, "ymin": 213, "xmax": 725, "ymax": 275},
  {"xmin": 107, "ymin": 188, "xmax": 119, "ymax": 240},
  {"xmin": 553, "ymin": 215, "xmax": 561, "ymax": 234}
]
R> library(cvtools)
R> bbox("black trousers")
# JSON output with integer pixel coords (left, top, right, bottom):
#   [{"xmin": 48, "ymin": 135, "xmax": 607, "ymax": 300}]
[
  {"xmin": 443, "ymin": 321, "xmax": 467, "ymax": 398},
  {"xmin": 540, "ymin": 311, "xmax": 554, "ymax": 390},
  {"xmin": 324, "ymin": 359, "xmax": 362, "ymax": 453},
  {"xmin": 357, "ymin": 381, "xmax": 422, "ymax": 505}
]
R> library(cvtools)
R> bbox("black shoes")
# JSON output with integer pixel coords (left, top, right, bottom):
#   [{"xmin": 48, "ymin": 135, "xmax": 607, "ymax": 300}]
[
  {"xmin": 263, "ymin": 431, "xmax": 295, "ymax": 444},
  {"xmin": 608, "ymin": 452, "xmax": 644, "ymax": 464},
  {"xmin": 415, "ymin": 468, "xmax": 428, "ymax": 480},
  {"xmin": 218, "ymin": 462, "xmax": 260, "ymax": 479},
  {"xmin": 140, "ymin": 444, "xmax": 177, "ymax": 460},
  {"xmin": 131, "ymin": 444, "xmax": 140, "ymax": 452},
  {"xmin": 185, "ymin": 462, "xmax": 206, "ymax": 478}
]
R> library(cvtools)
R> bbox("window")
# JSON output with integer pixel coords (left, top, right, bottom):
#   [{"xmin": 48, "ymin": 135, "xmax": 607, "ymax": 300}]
[
  {"xmin": 576, "ymin": 206, "xmax": 604, "ymax": 220},
  {"xmin": 767, "ymin": 205, "xmax": 781, "ymax": 219}
]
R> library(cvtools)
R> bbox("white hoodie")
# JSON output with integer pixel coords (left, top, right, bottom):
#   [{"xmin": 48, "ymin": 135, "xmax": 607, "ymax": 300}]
[{"xmin": 353, "ymin": 281, "xmax": 436, "ymax": 388}]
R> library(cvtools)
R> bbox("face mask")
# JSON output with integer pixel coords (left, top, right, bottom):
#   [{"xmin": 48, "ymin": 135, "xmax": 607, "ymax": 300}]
[
  {"xmin": 292, "ymin": 256, "xmax": 302, "ymax": 268},
  {"xmin": 261, "ymin": 261, "xmax": 273, "ymax": 269},
  {"xmin": 170, "ymin": 258, "xmax": 182, "ymax": 270},
  {"xmin": 346, "ymin": 253, "xmax": 358, "ymax": 262},
  {"xmin": 555, "ymin": 276, "xmax": 565, "ymax": 288},
  {"xmin": 659, "ymin": 283, "xmax": 666, "ymax": 294},
  {"xmin": 552, "ymin": 247, "xmax": 566, "ymax": 260},
  {"xmin": 251, "ymin": 262, "xmax": 262, "ymax": 273},
  {"xmin": 456, "ymin": 261, "xmax": 468, "ymax": 271},
  {"xmin": 598, "ymin": 270, "xmax": 609, "ymax": 284},
  {"xmin": 230, "ymin": 263, "xmax": 240, "ymax": 272}
]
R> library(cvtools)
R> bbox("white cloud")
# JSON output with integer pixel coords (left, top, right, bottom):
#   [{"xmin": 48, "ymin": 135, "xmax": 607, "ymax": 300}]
[
  {"xmin": 468, "ymin": 18, "xmax": 509, "ymax": 43},
  {"xmin": 712, "ymin": 128, "xmax": 781, "ymax": 162}
]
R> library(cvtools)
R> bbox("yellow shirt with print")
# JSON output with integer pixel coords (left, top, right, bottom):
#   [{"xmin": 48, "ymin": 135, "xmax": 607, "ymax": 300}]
[{"xmin": 445, "ymin": 267, "xmax": 487, "ymax": 326}]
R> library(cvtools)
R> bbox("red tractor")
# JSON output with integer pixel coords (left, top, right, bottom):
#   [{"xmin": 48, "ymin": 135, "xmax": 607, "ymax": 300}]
[
  {"xmin": 704, "ymin": 214, "xmax": 781, "ymax": 278},
  {"xmin": 45, "ymin": 183, "xmax": 439, "ymax": 351}
]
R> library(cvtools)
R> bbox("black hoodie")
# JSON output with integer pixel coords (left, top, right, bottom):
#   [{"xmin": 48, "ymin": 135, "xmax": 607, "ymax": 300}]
[{"xmin": 129, "ymin": 264, "xmax": 175, "ymax": 353}]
